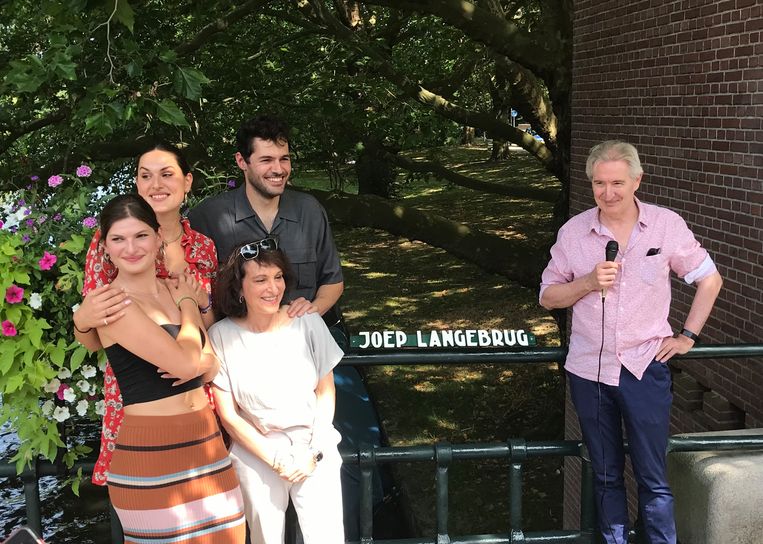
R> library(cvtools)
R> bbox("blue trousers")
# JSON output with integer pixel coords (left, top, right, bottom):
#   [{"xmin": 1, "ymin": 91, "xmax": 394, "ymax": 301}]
[{"xmin": 568, "ymin": 362, "xmax": 676, "ymax": 544}]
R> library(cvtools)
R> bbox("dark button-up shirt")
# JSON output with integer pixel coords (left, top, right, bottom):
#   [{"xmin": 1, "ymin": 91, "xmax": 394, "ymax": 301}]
[{"xmin": 188, "ymin": 186, "xmax": 343, "ymax": 303}]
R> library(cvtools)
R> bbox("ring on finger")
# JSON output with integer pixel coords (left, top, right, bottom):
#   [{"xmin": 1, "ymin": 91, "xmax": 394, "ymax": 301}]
[{"xmin": 104, "ymin": 318, "xmax": 108, "ymax": 326}]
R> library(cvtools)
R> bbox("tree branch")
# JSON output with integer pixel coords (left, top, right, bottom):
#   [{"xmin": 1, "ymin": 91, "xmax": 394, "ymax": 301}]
[
  {"xmin": 174, "ymin": 0, "xmax": 272, "ymax": 57},
  {"xmin": 359, "ymin": 0, "xmax": 563, "ymax": 82},
  {"xmin": 300, "ymin": 1, "xmax": 558, "ymax": 175},
  {"xmin": 0, "ymin": 109, "xmax": 70, "ymax": 156},
  {"xmin": 305, "ymin": 188, "xmax": 544, "ymax": 289},
  {"xmin": 384, "ymin": 150, "xmax": 559, "ymax": 202}
]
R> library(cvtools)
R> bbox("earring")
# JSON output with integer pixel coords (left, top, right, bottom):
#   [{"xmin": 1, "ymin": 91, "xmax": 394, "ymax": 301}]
[
  {"xmin": 103, "ymin": 252, "xmax": 111, "ymax": 263},
  {"xmin": 238, "ymin": 295, "xmax": 244, "ymax": 304}
]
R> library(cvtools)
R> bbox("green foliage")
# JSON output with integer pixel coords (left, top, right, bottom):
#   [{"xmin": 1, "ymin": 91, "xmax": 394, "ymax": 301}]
[{"xmin": 0, "ymin": 165, "xmax": 114, "ymax": 475}]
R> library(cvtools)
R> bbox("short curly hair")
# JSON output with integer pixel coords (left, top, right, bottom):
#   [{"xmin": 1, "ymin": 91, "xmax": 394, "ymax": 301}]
[
  {"xmin": 213, "ymin": 243, "xmax": 295, "ymax": 318},
  {"xmin": 236, "ymin": 114, "xmax": 291, "ymax": 161}
]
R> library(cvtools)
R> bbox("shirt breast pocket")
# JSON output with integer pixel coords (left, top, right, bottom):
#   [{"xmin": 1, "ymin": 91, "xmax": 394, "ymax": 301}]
[
  {"xmin": 290, "ymin": 247, "xmax": 318, "ymax": 289},
  {"xmin": 639, "ymin": 255, "xmax": 669, "ymax": 285}
]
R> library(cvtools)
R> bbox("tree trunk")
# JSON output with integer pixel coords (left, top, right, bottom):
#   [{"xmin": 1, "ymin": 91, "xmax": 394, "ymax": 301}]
[
  {"xmin": 302, "ymin": 188, "xmax": 545, "ymax": 289},
  {"xmin": 490, "ymin": 139, "xmax": 512, "ymax": 161},
  {"xmin": 356, "ymin": 139, "xmax": 397, "ymax": 197},
  {"xmin": 461, "ymin": 126, "xmax": 475, "ymax": 145}
]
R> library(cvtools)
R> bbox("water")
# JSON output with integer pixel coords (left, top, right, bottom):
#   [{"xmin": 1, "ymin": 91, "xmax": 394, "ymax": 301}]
[{"xmin": 0, "ymin": 421, "xmax": 112, "ymax": 543}]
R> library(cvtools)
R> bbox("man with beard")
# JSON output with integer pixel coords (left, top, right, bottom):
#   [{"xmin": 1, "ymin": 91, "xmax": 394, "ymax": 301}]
[
  {"xmin": 189, "ymin": 114, "xmax": 344, "ymax": 321},
  {"xmin": 190, "ymin": 114, "xmax": 379, "ymax": 541}
]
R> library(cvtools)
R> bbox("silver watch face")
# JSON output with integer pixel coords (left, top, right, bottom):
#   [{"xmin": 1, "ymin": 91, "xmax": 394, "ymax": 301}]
[{"xmin": 314, "ymin": 450, "xmax": 323, "ymax": 463}]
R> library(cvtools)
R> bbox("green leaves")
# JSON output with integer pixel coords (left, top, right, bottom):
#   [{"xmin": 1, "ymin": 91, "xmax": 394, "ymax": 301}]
[
  {"xmin": 114, "ymin": 0, "xmax": 136, "ymax": 32},
  {"xmin": 154, "ymin": 98, "xmax": 190, "ymax": 128},
  {"xmin": 173, "ymin": 67, "xmax": 211, "ymax": 100}
]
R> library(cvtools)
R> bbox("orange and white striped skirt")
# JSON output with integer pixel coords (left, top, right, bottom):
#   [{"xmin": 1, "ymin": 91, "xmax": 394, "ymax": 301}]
[{"xmin": 107, "ymin": 407, "xmax": 245, "ymax": 543}]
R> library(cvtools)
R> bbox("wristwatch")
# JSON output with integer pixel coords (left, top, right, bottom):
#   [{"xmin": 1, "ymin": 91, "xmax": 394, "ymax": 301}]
[
  {"xmin": 679, "ymin": 328, "xmax": 700, "ymax": 342},
  {"xmin": 309, "ymin": 447, "xmax": 323, "ymax": 463}
]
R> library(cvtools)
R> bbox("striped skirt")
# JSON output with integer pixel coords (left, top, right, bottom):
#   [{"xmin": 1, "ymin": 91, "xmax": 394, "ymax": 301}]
[{"xmin": 107, "ymin": 407, "xmax": 246, "ymax": 543}]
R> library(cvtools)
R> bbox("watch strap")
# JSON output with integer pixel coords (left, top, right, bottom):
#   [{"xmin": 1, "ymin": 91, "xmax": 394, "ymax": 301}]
[{"xmin": 680, "ymin": 328, "xmax": 700, "ymax": 342}]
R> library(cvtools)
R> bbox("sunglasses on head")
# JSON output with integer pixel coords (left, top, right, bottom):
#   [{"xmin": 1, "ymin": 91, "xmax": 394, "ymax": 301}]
[{"xmin": 238, "ymin": 237, "xmax": 279, "ymax": 260}]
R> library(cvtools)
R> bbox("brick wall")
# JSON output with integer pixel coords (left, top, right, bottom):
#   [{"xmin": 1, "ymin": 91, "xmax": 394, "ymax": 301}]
[{"xmin": 566, "ymin": 0, "xmax": 762, "ymax": 529}]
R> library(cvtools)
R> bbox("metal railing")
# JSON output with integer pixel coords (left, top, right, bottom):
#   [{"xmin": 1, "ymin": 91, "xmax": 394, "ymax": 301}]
[{"xmin": 2, "ymin": 344, "xmax": 762, "ymax": 543}]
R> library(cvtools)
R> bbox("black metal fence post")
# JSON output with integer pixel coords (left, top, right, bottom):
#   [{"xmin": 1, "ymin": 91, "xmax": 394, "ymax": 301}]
[
  {"xmin": 358, "ymin": 446, "xmax": 375, "ymax": 544},
  {"xmin": 507, "ymin": 439, "xmax": 526, "ymax": 542},
  {"xmin": 20, "ymin": 460, "xmax": 42, "ymax": 537},
  {"xmin": 434, "ymin": 443, "xmax": 452, "ymax": 544}
]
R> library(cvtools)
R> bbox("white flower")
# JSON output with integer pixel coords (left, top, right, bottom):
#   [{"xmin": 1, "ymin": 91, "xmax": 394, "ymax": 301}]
[
  {"xmin": 29, "ymin": 292, "xmax": 42, "ymax": 310},
  {"xmin": 81, "ymin": 365, "xmax": 97, "ymax": 379},
  {"xmin": 57, "ymin": 368, "xmax": 72, "ymax": 379},
  {"xmin": 76, "ymin": 379, "xmax": 91, "ymax": 394},
  {"xmin": 71, "ymin": 303, "xmax": 81, "ymax": 313},
  {"xmin": 62, "ymin": 387, "xmax": 76, "ymax": 403},
  {"xmin": 41, "ymin": 400, "xmax": 55, "ymax": 416},
  {"xmin": 94, "ymin": 400, "xmax": 105, "ymax": 416},
  {"xmin": 43, "ymin": 378, "xmax": 61, "ymax": 393},
  {"xmin": 52, "ymin": 406, "xmax": 71, "ymax": 422},
  {"xmin": 76, "ymin": 400, "xmax": 89, "ymax": 417}
]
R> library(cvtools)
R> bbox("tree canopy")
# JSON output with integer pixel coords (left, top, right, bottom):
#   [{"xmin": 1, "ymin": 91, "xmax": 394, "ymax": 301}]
[{"xmin": 1, "ymin": 0, "xmax": 571, "ymax": 191}]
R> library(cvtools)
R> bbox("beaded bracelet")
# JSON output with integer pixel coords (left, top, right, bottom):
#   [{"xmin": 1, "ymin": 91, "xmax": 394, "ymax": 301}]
[
  {"xmin": 199, "ymin": 294, "xmax": 213, "ymax": 314},
  {"xmin": 175, "ymin": 295, "xmax": 198, "ymax": 309}
]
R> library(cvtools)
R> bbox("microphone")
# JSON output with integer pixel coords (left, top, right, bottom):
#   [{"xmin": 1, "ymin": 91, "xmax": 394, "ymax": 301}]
[{"xmin": 602, "ymin": 240, "xmax": 619, "ymax": 299}]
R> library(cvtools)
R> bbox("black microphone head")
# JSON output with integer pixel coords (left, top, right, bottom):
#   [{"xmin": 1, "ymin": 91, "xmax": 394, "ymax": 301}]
[{"xmin": 605, "ymin": 240, "xmax": 619, "ymax": 262}]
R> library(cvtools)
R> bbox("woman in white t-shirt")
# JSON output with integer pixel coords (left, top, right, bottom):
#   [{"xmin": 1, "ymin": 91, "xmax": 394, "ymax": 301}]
[{"xmin": 209, "ymin": 237, "xmax": 345, "ymax": 544}]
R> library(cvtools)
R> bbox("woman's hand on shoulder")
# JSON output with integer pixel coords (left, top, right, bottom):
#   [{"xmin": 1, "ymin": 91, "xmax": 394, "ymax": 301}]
[
  {"xmin": 164, "ymin": 273, "xmax": 198, "ymax": 308},
  {"xmin": 75, "ymin": 284, "xmax": 131, "ymax": 329}
]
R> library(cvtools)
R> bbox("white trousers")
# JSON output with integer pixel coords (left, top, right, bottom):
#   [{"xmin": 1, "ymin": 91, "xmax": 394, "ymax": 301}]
[{"xmin": 229, "ymin": 432, "xmax": 344, "ymax": 544}]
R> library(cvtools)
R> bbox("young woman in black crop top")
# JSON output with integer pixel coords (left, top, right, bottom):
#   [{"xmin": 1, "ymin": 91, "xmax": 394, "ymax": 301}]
[{"xmin": 93, "ymin": 194, "xmax": 245, "ymax": 543}]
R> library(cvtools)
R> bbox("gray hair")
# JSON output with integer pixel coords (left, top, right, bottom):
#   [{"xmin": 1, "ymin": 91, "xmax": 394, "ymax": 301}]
[{"xmin": 585, "ymin": 140, "xmax": 643, "ymax": 181}]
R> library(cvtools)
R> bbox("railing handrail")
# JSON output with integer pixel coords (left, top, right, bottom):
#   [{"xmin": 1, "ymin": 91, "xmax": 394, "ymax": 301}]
[
  {"xmin": 2, "ymin": 342, "xmax": 761, "ymax": 543},
  {"xmin": 338, "ymin": 343, "xmax": 763, "ymax": 366}
]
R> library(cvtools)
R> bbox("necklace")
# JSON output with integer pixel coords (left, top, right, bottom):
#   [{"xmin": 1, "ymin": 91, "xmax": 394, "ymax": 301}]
[
  {"xmin": 163, "ymin": 224, "xmax": 183, "ymax": 245},
  {"xmin": 120, "ymin": 282, "xmax": 162, "ymax": 298}
]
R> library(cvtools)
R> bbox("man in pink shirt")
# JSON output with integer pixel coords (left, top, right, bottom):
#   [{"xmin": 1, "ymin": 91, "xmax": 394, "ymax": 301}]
[{"xmin": 540, "ymin": 141, "xmax": 723, "ymax": 544}]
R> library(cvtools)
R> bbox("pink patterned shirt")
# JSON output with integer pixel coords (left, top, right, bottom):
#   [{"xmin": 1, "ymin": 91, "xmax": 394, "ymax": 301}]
[{"xmin": 540, "ymin": 199, "xmax": 716, "ymax": 386}]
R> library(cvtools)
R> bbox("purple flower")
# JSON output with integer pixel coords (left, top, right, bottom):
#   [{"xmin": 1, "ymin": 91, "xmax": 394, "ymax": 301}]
[
  {"xmin": 26, "ymin": 184, "xmax": 32, "ymax": 190},
  {"xmin": 37, "ymin": 215, "xmax": 47, "ymax": 224},
  {"xmin": 53, "ymin": 213, "xmax": 62, "ymax": 222},
  {"xmin": 26, "ymin": 218, "xmax": 35, "ymax": 227},
  {"xmin": 2, "ymin": 320, "xmax": 17, "ymax": 337},
  {"xmin": 23, "ymin": 209, "xmax": 31, "ymax": 216},
  {"xmin": 31, "ymin": 175, "xmax": 39, "ymax": 181},
  {"xmin": 39, "ymin": 251, "xmax": 57, "ymax": 271},
  {"xmin": 48, "ymin": 175, "xmax": 63, "ymax": 187},
  {"xmin": 76, "ymin": 165, "xmax": 92, "ymax": 178},
  {"xmin": 0, "ymin": 220, "xmax": 4, "ymax": 228},
  {"xmin": 227, "ymin": 179, "xmax": 237, "ymax": 188},
  {"xmin": 18, "ymin": 199, "xmax": 25, "ymax": 206},
  {"xmin": 22, "ymin": 235, "xmax": 30, "ymax": 243},
  {"xmin": 5, "ymin": 285, "xmax": 24, "ymax": 304},
  {"xmin": 82, "ymin": 216, "xmax": 97, "ymax": 228}
]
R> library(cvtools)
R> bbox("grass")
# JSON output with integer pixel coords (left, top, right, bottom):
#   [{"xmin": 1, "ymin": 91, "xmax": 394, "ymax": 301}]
[{"xmin": 294, "ymin": 145, "xmax": 566, "ymax": 535}]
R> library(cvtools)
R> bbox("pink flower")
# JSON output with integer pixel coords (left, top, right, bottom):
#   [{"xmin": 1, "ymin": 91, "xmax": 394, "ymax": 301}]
[
  {"xmin": 38, "ymin": 251, "xmax": 57, "ymax": 270},
  {"xmin": 82, "ymin": 216, "xmax": 97, "ymax": 228},
  {"xmin": 48, "ymin": 175, "xmax": 63, "ymax": 187},
  {"xmin": 1, "ymin": 320, "xmax": 17, "ymax": 336},
  {"xmin": 5, "ymin": 285, "xmax": 24, "ymax": 304},
  {"xmin": 56, "ymin": 383, "xmax": 71, "ymax": 401},
  {"xmin": 76, "ymin": 165, "xmax": 92, "ymax": 177}
]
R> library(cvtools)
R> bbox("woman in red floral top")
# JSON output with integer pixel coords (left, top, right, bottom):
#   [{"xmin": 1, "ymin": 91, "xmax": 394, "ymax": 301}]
[{"xmin": 73, "ymin": 142, "xmax": 218, "ymax": 486}]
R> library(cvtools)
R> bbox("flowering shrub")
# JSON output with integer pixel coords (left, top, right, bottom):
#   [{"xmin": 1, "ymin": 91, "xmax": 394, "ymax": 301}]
[{"xmin": 0, "ymin": 165, "xmax": 115, "ymax": 477}]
